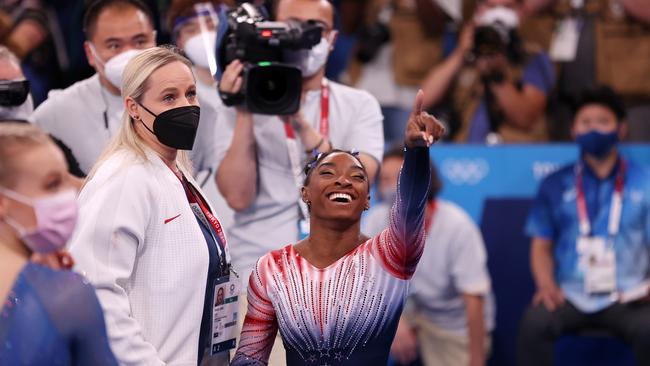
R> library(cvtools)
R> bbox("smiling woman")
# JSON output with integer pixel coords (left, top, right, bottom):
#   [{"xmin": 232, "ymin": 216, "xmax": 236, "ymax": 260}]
[
  {"xmin": 69, "ymin": 46, "xmax": 235, "ymax": 366},
  {"xmin": 232, "ymin": 91, "xmax": 445, "ymax": 365}
]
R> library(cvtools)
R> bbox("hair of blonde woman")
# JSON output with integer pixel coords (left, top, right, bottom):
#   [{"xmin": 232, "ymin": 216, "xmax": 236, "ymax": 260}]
[
  {"xmin": 0, "ymin": 123, "xmax": 53, "ymax": 188},
  {"xmin": 85, "ymin": 46, "xmax": 195, "ymax": 184}
]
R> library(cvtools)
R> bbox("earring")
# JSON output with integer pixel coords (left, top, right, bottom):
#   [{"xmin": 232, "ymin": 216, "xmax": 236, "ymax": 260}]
[{"xmin": 133, "ymin": 115, "xmax": 139, "ymax": 120}]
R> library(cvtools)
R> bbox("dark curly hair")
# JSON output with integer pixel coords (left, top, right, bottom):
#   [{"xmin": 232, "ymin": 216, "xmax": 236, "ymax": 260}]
[{"xmin": 302, "ymin": 149, "xmax": 368, "ymax": 187}]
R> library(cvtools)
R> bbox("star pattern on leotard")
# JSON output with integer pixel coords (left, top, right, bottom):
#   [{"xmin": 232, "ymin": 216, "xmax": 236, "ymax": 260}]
[
  {"xmin": 319, "ymin": 349, "xmax": 331, "ymax": 358},
  {"xmin": 333, "ymin": 351, "xmax": 343, "ymax": 361}
]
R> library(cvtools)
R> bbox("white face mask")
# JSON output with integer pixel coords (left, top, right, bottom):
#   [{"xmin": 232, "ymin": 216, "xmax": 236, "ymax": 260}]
[
  {"xmin": 0, "ymin": 94, "xmax": 33, "ymax": 121},
  {"xmin": 89, "ymin": 44, "xmax": 145, "ymax": 90},
  {"xmin": 477, "ymin": 6, "xmax": 520, "ymax": 29},
  {"xmin": 285, "ymin": 36, "xmax": 331, "ymax": 78},
  {"xmin": 183, "ymin": 30, "xmax": 217, "ymax": 69}
]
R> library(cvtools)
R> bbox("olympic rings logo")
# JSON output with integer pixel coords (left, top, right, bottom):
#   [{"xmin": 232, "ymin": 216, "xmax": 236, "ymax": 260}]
[{"xmin": 441, "ymin": 158, "xmax": 490, "ymax": 185}]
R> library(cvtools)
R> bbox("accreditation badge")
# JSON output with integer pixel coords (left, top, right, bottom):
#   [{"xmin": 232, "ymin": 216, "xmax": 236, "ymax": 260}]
[
  {"xmin": 211, "ymin": 273, "xmax": 241, "ymax": 355},
  {"xmin": 578, "ymin": 236, "xmax": 617, "ymax": 294}
]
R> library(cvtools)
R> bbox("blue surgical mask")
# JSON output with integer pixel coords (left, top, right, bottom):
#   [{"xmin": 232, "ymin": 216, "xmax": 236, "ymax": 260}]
[{"xmin": 576, "ymin": 130, "xmax": 619, "ymax": 159}]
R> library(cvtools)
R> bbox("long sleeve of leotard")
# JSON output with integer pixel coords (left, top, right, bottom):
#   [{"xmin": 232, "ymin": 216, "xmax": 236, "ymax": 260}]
[{"xmin": 372, "ymin": 146, "xmax": 431, "ymax": 280}]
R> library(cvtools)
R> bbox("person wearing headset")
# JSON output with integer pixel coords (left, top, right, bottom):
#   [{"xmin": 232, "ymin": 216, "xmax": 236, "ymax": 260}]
[
  {"xmin": 69, "ymin": 46, "xmax": 237, "ymax": 366},
  {"xmin": 0, "ymin": 123, "xmax": 117, "ymax": 366}
]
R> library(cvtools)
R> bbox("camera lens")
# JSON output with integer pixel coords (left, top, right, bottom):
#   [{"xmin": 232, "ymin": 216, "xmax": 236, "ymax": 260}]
[
  {"xmin": 245, "ymin": 64, "xmax": 301, "ymax": 115},
  {"xmin": 256, "ymin": 74, "xmax": 288, "ymax": 102}
]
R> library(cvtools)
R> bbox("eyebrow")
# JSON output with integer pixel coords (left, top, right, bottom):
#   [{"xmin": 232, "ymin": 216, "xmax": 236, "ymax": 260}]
[
  {"xmin": 318, "ymin": 162, "xmax": 365, "ymax": 171},
  {"xmin": 158, "ymin": 87, "xmax": 179, "ymax": 95},
  {"xmin": 104, "ymin": 37, "xmax": 124, "ymax": 44},
  {"xmin": 131, "ymin": 33, "xmax": 150, "ymax": 40}
]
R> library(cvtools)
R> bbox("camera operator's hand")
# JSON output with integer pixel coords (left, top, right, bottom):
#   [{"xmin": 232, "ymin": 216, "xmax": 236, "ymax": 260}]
[
  {"xmin": 405, "ymin": 90, "xmax": 445, "ymax": 148},
  {"xmin": 219, "ymin": 60, "xmax": 244, "ymax": 95}
]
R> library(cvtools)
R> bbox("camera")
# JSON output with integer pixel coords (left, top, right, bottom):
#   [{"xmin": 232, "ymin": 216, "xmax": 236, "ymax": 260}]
[
  {"xmin": 472, "ymin": 22, "xmax": 523, "ymax": 64},
  {"xmin": 217, "ymin": 3, "xmax": 323, "ymax": 115}
]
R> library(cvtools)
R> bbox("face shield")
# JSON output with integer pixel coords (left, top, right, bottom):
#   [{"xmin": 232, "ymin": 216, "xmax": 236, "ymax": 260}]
[{"xmin": 176, "ymin": 2, "xmax": 221, "ymax": 77}]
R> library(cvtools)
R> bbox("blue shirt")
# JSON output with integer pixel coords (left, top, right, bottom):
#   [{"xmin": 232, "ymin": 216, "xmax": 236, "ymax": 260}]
[
  {"xmin": 526, "ymin": 157, "xmax": 650, "ymax": 312},
  {"xmin": 0, "ymin": 263, "xmax": 117, "ymax": 365},
  {"xmin": 468, "ymin": 52, "xmax": 555, "ymax": 142}
]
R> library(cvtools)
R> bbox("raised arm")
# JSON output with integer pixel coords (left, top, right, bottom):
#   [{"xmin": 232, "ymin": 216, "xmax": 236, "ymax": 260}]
[
  {"xmin": 215, "ymin": 60, "xmax": 258, "ymax": 211},
  {"xmin": 421, "ymin": 24, "xmax": 474, "ymax": 109},
  {"xmin": 373, "ymin": 91, "xmax": 444, "ymax": 279}
]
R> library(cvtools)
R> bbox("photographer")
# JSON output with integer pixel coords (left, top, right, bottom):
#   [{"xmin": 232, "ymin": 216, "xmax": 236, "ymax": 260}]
[
  {"xmin": 214, "ymin": 0, "xmax": 383, "ymax": 363},
  {"xmin": 421, "ymin": 0, "xmax": 554, "ymax": 143}
]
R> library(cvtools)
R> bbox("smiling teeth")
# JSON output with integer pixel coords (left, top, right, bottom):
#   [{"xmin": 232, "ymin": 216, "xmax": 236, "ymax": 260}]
[{"xmin": 329, "ymin": 193, "xmax": 352, "ymax": 202}]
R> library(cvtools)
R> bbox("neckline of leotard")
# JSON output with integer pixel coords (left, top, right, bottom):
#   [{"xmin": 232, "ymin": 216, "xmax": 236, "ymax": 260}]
[{"xmin": 289, "ymin": 238, "xmax": 371, "ymax": 272}]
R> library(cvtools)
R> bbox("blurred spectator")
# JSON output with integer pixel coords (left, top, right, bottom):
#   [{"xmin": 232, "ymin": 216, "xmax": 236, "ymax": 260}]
[
  {"xmin": 519, "ymin": 86, "xmax": 650, "ymax": 366},
  {"xmin": 30, "ymin": 0, "xmax": 156, "ymax": 175},
  {"xmin": 421, "ymin": 0, "xmax": 554, "ymax": 143},
  {"xmin": 0, "ymin": 45, "xmax": 33, "ymax": 122},
  {"xmin": 0, "ymin": 1, "xmax": 96, "ymax": 105},
  {"xmin": 364, "ymin": 147, "xmax": 495, "ymax": 366},
  {"xmin": 343, "ymin": 0, "xmax": 461, "ymax": 146},
  {"xmin": 0, "ymin": 45, "xmax": 84, "ymax": 182},
  {"xmin": 0, "ymin": 1, "xmax": 48, "ymax": 61},
  {"xmin": 520, "ymin": 0, "xmax": 650, "ymax": 141}
]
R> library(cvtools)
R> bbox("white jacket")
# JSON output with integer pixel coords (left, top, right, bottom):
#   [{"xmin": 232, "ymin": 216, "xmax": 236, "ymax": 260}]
[{"xmin": 69, "ymin": 149, "xmax": 228, "ymax": 366}]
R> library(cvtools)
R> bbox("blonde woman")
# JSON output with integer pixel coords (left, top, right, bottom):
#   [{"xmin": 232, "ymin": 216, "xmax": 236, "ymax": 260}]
[{"xmin": 69, "ymin": 46, "xmax": 236, "ymax": 366}]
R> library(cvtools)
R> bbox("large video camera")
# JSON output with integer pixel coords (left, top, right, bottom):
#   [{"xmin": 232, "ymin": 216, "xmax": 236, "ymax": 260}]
[{"xmin": 217, "ymin": 3, "xmax": 323, "ymax": 115}]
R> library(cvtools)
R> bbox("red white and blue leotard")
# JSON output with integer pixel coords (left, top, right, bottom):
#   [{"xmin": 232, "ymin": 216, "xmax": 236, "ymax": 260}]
[{"xmin": 232, "ymin": 147, "xmax": 431, "ymax": 366}]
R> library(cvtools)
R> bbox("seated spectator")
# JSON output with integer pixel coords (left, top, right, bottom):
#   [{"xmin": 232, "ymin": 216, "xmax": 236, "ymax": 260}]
[
  {"xmin": 519, "ymin": 85, "xmax": 650, "ymax": 366},
  {"xmin": 421, "ymin": 0, "xmax": 554, "ymax": 143},
  {"xmin": 364, "ymin": 147, "xmax": 495, "ymax": 366}
]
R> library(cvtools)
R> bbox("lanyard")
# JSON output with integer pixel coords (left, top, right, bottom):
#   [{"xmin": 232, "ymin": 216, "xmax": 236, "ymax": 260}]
[
  {"xmin": 575, "ymin": 159, "xmax": 626, "ymax": 237},
  {"xmin": 424, "ymin": 200, "xmax": 437, "ymax": 233},
  {"xmin": 283, "ymin": 79, "xmax": 330, "ymax": 220},
  {"xmin": 179, "ymin": 173, "xmax": 229, "ymax": 265}
]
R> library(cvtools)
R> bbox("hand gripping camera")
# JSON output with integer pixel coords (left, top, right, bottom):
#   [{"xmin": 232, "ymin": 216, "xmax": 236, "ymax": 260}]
[{"xmin": 217, "ymin": 3, "xmax": 323, "ymax": 115}]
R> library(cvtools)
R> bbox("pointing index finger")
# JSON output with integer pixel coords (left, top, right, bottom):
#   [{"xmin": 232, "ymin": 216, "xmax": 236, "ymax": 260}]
[{"xmin": 412, "ymin": 89, "xmax": 424, "ymax": 117}]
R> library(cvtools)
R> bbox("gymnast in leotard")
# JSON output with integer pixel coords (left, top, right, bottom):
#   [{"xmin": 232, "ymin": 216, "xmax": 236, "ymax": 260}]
[{"xmin": 232, "ymin": 91, "xmax": 444, "ymax": 365}]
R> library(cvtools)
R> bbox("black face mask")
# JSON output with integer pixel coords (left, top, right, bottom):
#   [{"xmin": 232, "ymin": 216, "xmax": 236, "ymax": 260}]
[
  {"xmin": 138, "ymin": 104, "xmax": 200, "ymax": 150},
  {"xmin": 0, "ymin": 80, "xmax": 30, "ymax": 107}
]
